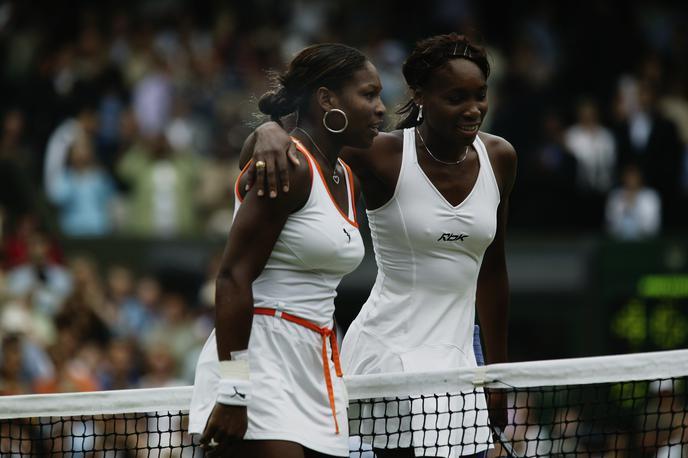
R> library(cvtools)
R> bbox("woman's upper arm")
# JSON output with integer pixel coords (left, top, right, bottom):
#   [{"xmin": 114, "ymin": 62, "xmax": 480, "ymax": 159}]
[
  {"xmin": 220, "ymin": 157, "xmax": 311, "ymax": 283},
  {"xmin": 481, "ymin": 135, "xmax": 517, "ymax": 267},
  {"xmin": 219, "ymin": 195, "xmax": 290, "ymax": 284},
  {"xmin": 493, "ymin": 136, "xmax": 517, "ymax": 200}
]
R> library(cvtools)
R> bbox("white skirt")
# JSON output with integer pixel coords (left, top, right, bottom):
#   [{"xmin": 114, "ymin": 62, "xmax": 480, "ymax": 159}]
[
  {"xmin": 342, "ymin": 321, "xmax": 492, "ymax": 457},
  {"xmin": 188, "ymin": 314, "xmax": 349, "ymax": 456}
]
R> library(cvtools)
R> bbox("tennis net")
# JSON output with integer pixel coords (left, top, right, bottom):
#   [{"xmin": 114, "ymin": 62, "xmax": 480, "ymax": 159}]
[{"xmin": 1, "ymin": 349, "xmax": 687, "ymax": 457}]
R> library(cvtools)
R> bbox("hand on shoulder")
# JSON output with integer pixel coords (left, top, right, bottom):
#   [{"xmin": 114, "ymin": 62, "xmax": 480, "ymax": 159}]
[{"xmin": 239, "ymin": 148, "xmax": 312, "ymax": 211}]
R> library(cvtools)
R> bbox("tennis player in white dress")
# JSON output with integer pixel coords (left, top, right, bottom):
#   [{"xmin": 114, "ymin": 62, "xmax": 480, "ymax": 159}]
[
  {"xmin": 188, "ymin": 43, "xmax": 385, "ymax": 457},
  {"xmin": 341, "ymin": 128, "xmax": 499, "ymax": 456},
  {"xmin": 189, "ymin": 141, "xmax": 363, "ymax": 456}
]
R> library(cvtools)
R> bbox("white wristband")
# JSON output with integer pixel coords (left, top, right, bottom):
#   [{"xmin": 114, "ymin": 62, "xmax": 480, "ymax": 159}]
[
  {"xmin": 217, "ymin": 378, "xmax": 252, "ymax": 406},
  {"xmin": 216, "ymin": 359, "xmax": 251, "ymax": 406},
  {"xmin": 218, "ymin": 359, "xmax": 249, "ymax": 380}
]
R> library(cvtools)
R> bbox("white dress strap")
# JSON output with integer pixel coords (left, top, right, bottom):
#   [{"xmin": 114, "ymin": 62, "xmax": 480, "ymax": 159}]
[{"xmin": 340, "ymin": 159, "xmax": 355, "ymax": 220}]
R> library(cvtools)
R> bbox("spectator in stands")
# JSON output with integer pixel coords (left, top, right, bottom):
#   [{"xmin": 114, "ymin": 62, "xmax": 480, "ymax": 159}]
[
  {"xmin": 503, "ymin": 393, "xmax": 553, "ymax": 456},
  {"xmin": 2, "ymin": 214, "xmax": 63, "ymax": 270},
  {"xmin": 132, "ymin": 53, "xmax": 173, "ymax": 139},
  {"xmin": 4, "ymin": 230, "xmax": 72, "ymax": 317},
  {"xmin": 0, "ymin": 302, "xmax": 54, "ymax": 394},
  {"xmin": 0, "ymin": 295, "xmax": 56, "ymax": 353},
  {"xmin": 639, "ymin": 380, "xmax": 685, "ymax": 455},
  {"xmin": 0, "ymin": 334, "xmax": 31, "ymax": 395},
  {"xmin": 613, "ymin": 80, "xmax": 683, "ymax": 225},
  {"xmin": 565, "ymin": 98, "xmax": 616, "ymax": 194},
  {"xmin": 69, "ymin": 256, "xmax": 107, "ymax": 314},
  {"xmin": 45, "ymin": 129, "xmax": 117, "ymax": 237},
  {"xmin": 33, "ymin": 344, "xmax": 100, "ymax": 394},
  {"xmin": 605, "ymin": 164, "xmax": 661, "ymax": 240},
  {"xmin": 117, "ymin": 133, "xmax": 200, "ymax": 236},
  {"xmin": 52, "ymin": 291, "xmax": 111, "ymax": 357},
  {"xmin": 564, "ymin": 98, "xmax": 616, "ymax": 224},
  {"xmin": 143, "ymin": 292, "xmax": 200, "ymax": 372},
  {"xmin": 105, "ymin": 265, "xmax": 154, "ymax": 338},
  {"xmin": 139, "ymin": 342, "xmax": 185, "ymax": 388},
  {"xmin": 44, "ymin": 99, "xmax": 100, "ymax": 197},
  {"xmin": 97, "ymin": 339, "xmax": 141, "ymax": 390}
]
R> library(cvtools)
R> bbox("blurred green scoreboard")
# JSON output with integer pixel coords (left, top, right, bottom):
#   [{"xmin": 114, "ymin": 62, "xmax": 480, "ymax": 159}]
[{"xmin": 601, "ymin": 239, "xmax": 688, "ymax": 353}]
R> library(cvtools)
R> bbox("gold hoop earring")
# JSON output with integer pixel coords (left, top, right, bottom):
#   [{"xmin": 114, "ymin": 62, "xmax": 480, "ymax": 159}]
[{"xmin": 323, "ymin": 109, "xmax": 348, "ymax": 133}]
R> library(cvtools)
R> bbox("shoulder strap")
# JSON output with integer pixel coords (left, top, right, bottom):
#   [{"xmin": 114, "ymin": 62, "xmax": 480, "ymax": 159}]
[{"xmin": 339, "ymin": 159, "xmax": 357, "ymax": 222}]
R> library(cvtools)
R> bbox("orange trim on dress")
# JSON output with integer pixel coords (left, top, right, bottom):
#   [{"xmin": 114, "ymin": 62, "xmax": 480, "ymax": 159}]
[
  {"xmin": 253, "ymin": 307, "xmax": 343, "ymax": 434},
  {"xmin": 291, "ymin": 138, "xmax": 359, "ymax": 228},
  {"xmin": 234, "ymin": 147, "xmax": 313, "ymax": 203}
]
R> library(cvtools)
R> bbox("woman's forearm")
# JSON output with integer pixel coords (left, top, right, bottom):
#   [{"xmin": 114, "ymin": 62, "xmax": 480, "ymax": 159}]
[
  {"xmin": 215, "ymin": 275, "xmax": 254, "ymax": 361},
  {"xmin": 476, "ymin": 237, "xmax": 510, "ymax": 364},
  {"xmin": 477, "ymin": 271, "xmax": 509, "ymax": 364},
  {"xmin": 238, "ymin": 122, "xmax": 292, "ymax": 169}
]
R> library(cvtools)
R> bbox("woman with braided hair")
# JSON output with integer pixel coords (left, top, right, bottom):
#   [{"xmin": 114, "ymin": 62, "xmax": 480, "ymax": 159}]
[
  {"xmin": 188, "ymin": 43, "xmax": 385, "ymax": 457},
  {"xmin": 242, "ymin": 33, "xmax": 516, "ymax": 457}
]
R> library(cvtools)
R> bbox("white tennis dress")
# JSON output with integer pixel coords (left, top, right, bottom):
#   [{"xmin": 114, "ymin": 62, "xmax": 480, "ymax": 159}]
[
  {"xmin": 188, "ymin": 139, "xmax": 364, "ymax": 457},
  {"xmin": 342, "ymin": 128, "xmax": 501, "ymax": 457}
]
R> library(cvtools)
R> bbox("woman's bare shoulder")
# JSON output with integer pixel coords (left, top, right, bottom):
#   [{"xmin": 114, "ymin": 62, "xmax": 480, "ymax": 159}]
[
  {"xmin": 478, "ymin": 132, "xmax": 516, "ymax": 162},
  {"xmin": 478, "ymin": 131, "xmax": 517, "ymax": 194},
  {"xmin": 342, "ymin": 130, "xmax": 403, "ymax": 173}
]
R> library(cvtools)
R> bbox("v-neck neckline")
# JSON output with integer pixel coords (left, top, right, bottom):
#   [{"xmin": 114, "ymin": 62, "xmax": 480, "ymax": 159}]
[
  {"xmin": 414, "ymin": 135, "xmax": 482, "ymax": 210},
  {"xmin": 291, "ymin": 138, "xmax": 358, "ymax": 227}
]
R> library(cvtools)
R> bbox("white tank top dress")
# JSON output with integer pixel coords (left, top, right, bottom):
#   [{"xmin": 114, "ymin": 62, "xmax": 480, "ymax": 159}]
[
  {"xmin": 342, "ymin": 128, "xmax": 501, "ymax": 457},
  {"xmin": 188, "ymin": 139, "xmax": 364, "ymax": 457}
]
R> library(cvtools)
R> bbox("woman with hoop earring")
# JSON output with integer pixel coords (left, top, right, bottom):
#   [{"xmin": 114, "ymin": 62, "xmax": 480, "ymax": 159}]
[{"xmin": 188, "ymin": 43, "xmax": 385, "ymax": 458}]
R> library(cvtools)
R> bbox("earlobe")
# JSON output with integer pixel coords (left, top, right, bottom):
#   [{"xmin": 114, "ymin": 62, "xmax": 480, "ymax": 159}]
[
  {"xmin": 316, "ymin": 87, "xmax": 336, "ymax": 112},
  {"xmin": 412, "ymin": 90, "xmax": 423, "ymax": 108}
]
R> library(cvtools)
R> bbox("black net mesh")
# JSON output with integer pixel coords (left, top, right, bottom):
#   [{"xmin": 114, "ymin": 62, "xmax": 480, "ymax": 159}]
[
  {"xmin": 0, "ymin": 411, "xmax": 199, "ymax": 457},
  {"xmin": 348, "ymin": 377, "xmax": 688, "ymax": 457},
  {"xmin": 1, "ymin": 378, "xmax": 687, "ymax": 457}
]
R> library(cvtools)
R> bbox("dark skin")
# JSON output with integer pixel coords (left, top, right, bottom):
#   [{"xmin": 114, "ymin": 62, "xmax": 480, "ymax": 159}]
[
  {"xmin": 242, "ymin": 57, "xmax": 515, "ymax": 457},
  {"xmin": 201, "ymin": 61, "xmax": 384, "ymax": 458}
]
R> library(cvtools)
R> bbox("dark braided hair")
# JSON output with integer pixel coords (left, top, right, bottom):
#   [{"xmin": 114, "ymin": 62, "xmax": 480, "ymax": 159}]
[
  {"xmin": 258, "ymin": 44, "xmax": 368, "ymax": 123},
  {"xmin": 397, "ymin": 33, "xmax": 490, "ymax": 129}
]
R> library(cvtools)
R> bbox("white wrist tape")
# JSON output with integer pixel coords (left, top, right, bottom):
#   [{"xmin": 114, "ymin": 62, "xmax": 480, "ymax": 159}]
[
  {"xmin": 218, "ymin": 359, "xmax": 249, "ymax": 380},
  {"xmin": 216, "ymin": 359, "xmax": 251, "ymax": 406}
]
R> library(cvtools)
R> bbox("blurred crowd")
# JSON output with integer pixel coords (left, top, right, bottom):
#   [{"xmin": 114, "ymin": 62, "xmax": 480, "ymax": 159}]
[
  {"xmin": 0, "ymin": 225, "xmax": 221, "ymax": 394},
  {"xmin": 503, "ymin": 380, "xmax": 688, "ymax": 457},
  {"xmin": 1, "ymin": 0, "xmax": 688, "ymax": 396}
]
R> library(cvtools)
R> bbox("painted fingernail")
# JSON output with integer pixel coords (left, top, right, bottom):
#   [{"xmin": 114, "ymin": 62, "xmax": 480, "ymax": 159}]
[
  {"xmin": 283, "ymin": 185, "xmax": 289, "ymax": 192},
  {"xmin": 270, "ymin": 191, "xmax": 277, "ymax": 198},
  {"xmin": 257, "ymin": 190, "xmax": 264, "ymax": 196},
  {"xmin": 245, "ymin": 184, "xmax": 250, "ymax": 191}
]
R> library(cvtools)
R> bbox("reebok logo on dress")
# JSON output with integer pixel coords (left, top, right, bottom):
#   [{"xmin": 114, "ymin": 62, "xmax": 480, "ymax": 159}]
[{"xmin": 437, "ymin": 233, "xmax": 469, "ymax": 242}]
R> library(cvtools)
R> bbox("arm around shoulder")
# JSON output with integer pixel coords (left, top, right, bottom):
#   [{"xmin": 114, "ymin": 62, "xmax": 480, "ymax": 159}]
[{"xmin": 238, "ymin": 122, "xmax": 300, "ymax": 197}]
